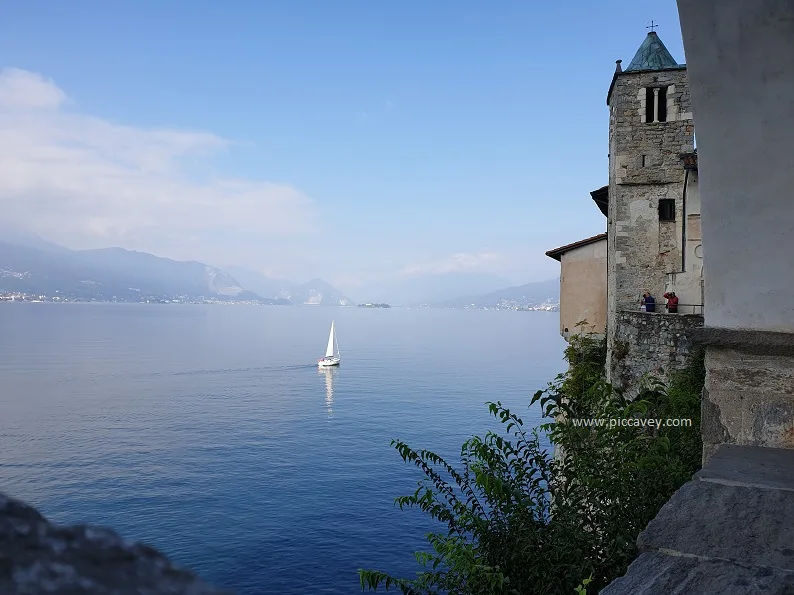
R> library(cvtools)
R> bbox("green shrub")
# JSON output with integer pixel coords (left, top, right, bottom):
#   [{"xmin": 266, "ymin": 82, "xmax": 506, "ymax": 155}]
[{"xmin": 359, "ymin": 335, "xmax": 704, "ymax": 595}]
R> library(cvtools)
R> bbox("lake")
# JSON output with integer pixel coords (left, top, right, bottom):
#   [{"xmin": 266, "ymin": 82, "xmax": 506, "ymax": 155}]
[{"xmin": 0, "ymin": 303, "xmax": 566, "ymax": 594}]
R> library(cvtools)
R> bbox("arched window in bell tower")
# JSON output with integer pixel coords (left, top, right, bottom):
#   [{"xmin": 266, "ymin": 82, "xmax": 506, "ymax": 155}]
[{"xmin": 645, "ymin": 86, "xmax": 669, "ymax": 122}]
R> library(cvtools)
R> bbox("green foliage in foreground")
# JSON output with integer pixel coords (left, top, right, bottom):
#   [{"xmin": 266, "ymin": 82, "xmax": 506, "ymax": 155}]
[{"xmin": 359, "ymin": 334, "xmax": 705, "ymax": 595}]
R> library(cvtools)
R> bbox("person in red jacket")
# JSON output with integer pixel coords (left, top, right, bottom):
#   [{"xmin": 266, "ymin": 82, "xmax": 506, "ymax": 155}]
[{"xmin": 663, "ymin": 291, "xmax": 679, "ymax": 313}]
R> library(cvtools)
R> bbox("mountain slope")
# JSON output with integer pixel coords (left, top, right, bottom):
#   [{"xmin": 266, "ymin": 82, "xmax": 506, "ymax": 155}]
[
  {"xmin": 0, "ymin": 241, "xmax": 133, "ymax": 299},
  {"xmin": 75, "ymin": 248, "xmax": 245, "ymax": 297},
  {"xmin": 222, "ymin": 266, "xmax": 294, "ymax": 300},
  {"xmin": 357, "ymin": 272, "xmax": 513, "ymax": 306},
  {"xmin": 0, "ymin": 240, "xmax": 272, "ymax": 302},
  {"xmin": 434, "ymin": 278, "xmax": 560, "ymax": 309},
  {"xmin": 286, "ymin": 278, "xmax": 355, "ymax": 306},
  {"xmin": 221, "ymin": 267, "xmax": 354, "ymax": 306},
  {"xmin": 0, "ymin": 226, "xmax": 70, "ymax": 254}
]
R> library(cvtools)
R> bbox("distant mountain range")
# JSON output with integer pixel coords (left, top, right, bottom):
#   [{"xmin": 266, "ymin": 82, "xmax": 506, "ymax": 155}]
[
  {"xmin": 0, "ymin": 239, "xmax": 264, "ymax": 303},
  {"xmin": 0, "ymin": 230, "xmax": 558, "ymax": 310},
  {"xmin": 429, "ymin": 278, "xmax": 560, "ymax": 310},
  {"xmin": 0, "ymin": 233, "xmax": 351, "ymax": 305},
  {"xmin": 355, "ymin": 272, "xmax": 515, "ymax": 307},
  {"xmin": 222, "ymin": 266, "xmax": 355, "ymax": 306}
]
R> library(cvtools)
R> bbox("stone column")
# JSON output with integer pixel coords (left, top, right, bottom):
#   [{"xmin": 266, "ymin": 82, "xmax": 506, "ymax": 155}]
[
  {"xmin": 677, "ymin": 0, "xmax": 794, "ymax": 461},
  {"xmin": 652, "ymin": 87, "xmax": 660, "ymax": 123}
]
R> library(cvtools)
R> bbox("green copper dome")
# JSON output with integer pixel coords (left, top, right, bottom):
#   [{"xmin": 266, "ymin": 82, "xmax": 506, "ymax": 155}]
[{"xmin": 625, "ymin": 32, "xmax": 681, "ymax": 71}]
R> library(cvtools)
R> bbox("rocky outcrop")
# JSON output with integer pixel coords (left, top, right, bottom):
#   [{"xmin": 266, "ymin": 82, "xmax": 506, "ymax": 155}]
[{"xmin": 0, "ymin": 492, "xmax": 230, "ymax": 594}]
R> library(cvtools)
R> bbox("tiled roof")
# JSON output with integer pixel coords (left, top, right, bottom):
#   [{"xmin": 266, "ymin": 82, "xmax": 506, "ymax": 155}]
[
  {"xmin": 625, "ymin": 32, "xmax": 681, "ymax": 72},
  {"xmin": 545, "ymin": 233, "xmax": 608, "ymax": 262}
]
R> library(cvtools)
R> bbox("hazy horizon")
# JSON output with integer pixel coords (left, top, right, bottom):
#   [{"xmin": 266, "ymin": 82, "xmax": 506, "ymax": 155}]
[
  {"xmin": 0, "ymin": 0, "xmax": 686, "ymax": 294},
  {"xmin": 0, "ymin": 227, "xmax": 560, "ymax": 300}
]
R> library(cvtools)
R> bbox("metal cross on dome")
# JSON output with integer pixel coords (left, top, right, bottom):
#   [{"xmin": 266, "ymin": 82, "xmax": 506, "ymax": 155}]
[{"xmin": 646, "ymin": 20, "xmax": 658, "ymax": 32}]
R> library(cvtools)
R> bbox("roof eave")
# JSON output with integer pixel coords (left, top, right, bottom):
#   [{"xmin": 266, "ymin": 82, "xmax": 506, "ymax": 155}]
[
  {"xmin": 545, "ymin": 251, "xmax": 563, "ymax": 262},
  {"xmin": 545, "ymin": 233, "xmax": 608, "ymax": 262},
  {"xmin": 606, "ymin": 65, "xmax": 688, "ymax": 105},
  {"xmin": 590, "ymin": 185, "xmax": 609, "ymax": 218}
]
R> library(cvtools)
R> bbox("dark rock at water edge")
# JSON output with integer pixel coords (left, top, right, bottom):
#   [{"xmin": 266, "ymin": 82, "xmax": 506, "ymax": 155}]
[{"xmin": 0, "ymin": 492, "xmax": 230, "ymax": 594}]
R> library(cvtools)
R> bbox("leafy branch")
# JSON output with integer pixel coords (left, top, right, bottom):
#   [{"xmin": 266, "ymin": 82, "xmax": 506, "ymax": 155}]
[{"xmin": 359, "ymin": 335, "xmax": 704, "ymax": 595}]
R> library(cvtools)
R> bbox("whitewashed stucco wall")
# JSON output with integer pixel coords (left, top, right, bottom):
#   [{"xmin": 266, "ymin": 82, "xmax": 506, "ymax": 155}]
[{"xmin": 679, "ymin": 0, "xmax": 794, "ymax": 332}]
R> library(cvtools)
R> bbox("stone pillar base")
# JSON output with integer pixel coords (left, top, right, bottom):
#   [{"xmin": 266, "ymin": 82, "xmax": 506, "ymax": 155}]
[{"xmin": 693, "ymin": 328, "xmax": 794, "ymax": 463}]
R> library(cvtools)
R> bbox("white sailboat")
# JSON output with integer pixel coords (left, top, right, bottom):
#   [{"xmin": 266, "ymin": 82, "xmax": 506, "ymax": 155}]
[{"xmin": 318, "ymin": 320, "xmax": 341, "ymax": 367}]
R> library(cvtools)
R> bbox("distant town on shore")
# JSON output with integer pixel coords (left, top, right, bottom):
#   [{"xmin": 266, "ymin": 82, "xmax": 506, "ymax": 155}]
[{"xmin": 0, "ymin": 291, "xmax": 559, "ymax": 312}]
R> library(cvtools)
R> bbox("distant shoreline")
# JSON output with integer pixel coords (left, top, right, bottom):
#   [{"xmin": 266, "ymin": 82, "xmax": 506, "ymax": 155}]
[{"xmin": 0, "ymin": 299, "xmax": 559, "ymax": 312}]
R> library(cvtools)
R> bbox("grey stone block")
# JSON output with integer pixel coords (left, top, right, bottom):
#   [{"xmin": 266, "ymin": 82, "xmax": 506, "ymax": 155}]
[
  {"xmin": 692, "ymin": 327, "xmax": 794, "ymax": 357},
  {"xmin": 696, "ymin": 444, "xmax": 794, "ymax": 491},
  {"xmin": 637, "ymin": 480, "xmax": 794, "ymax": 570},
  {"xmin": 703, "ymin": 348, "xmax": 794, "ymax": 449},
  {"xmin": 600, "ymin": 552, "xmax": 794, "ymax": 595}
]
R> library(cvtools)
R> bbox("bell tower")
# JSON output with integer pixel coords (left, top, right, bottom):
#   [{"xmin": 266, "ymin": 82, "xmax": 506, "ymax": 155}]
[{"xmin": 605, "ymin": 30, "xmax": 697, "ymax": 385}]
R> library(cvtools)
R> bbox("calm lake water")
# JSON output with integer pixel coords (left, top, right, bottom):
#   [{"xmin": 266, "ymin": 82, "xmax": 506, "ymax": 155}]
[{"xmin": 0, "ymin": 304, "xmax": 566, "ymax": 594}]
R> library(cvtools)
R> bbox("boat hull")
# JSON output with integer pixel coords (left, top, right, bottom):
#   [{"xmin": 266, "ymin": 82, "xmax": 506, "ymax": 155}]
[{"xmin": 318, "ymin": 357, "xmax": 340, "ymax": 368}]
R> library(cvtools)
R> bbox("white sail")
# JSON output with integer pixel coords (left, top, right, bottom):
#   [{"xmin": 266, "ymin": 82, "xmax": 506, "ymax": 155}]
[{"xmin": 325, "ymin": 321, "xmax": 336, "ymax": 357}]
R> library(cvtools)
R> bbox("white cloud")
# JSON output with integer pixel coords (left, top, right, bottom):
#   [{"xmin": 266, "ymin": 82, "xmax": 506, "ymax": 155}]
[
  {"xmin": 0, "ymin": 68, "xmax": 68, "ymax": 109},
  {"xmin": 400, "ymin": 252, "xmax": 501, "ymax": 276},
  {"xmin": 0, "ymin": 67, "xmax": 317, "ymax": 256}
]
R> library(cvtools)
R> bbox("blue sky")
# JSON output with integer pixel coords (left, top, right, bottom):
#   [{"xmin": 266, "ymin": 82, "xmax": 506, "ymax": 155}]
[{"xmin": 0, "ymin": 0, "xmax": 687, "ymax": 292}]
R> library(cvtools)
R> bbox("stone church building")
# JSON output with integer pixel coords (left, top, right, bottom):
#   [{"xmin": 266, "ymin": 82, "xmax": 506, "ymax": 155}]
[{"xmin": 546, "ymin": 30, "xmax": 705, "ymax": 392}]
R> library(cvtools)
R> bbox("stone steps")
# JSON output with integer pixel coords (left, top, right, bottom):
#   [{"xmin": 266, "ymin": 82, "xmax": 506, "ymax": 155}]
[{"xmin": 601, "ymin": 444, "xmax": 794, "ymax": 594}]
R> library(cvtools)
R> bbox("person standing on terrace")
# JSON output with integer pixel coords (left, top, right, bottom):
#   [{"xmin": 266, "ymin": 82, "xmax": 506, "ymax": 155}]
[
  {"xmin": 642, "ymin": 292, "xmax": 656, "ymax": 313},
  {"xmin": 664, "ymin": 291, "xmax": 679, "ymax": 313}
]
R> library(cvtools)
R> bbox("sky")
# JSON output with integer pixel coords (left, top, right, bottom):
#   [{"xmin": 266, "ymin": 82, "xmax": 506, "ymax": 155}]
[{"xmin": 0, "ymin": 0, "xmax": 688, "ymax": 293}]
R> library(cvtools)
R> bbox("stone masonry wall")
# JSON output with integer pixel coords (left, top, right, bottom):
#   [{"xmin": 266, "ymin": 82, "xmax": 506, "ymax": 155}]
[
  {"xmin": 610, "ymin": 311, "xmax": 704, "ymax": 394},
  {"xmin": 607, "ymin": 68, "xmax": 695, "ymax": 316},
  {"xmin": 610, "ymin": 69, "xmax": 694, "ymax": 186},
  {"xmin": 693, "ymin": 328, "xmax": 794, "ymax": 462},
  {"xmin": 702, "ymin": 348, "xmax": 794, "ymax": 461}
]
